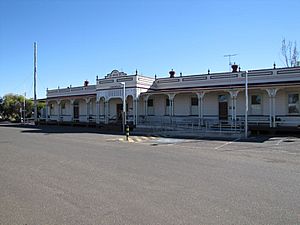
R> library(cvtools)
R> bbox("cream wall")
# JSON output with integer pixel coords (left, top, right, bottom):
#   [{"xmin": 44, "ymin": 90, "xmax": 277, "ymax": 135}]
[
  {"xmin": 90, "ymin": 99, "xmax": 96, "ymax": 115},
  {"xmin": 108, "ymin": 98, "xmax": 122, "ymax": 118},
  {"xmin": 274, "ymin": 90, "xmax": 286, "ymax": 116},
  {"xmin": 203, "ymin": 92, "xmax": 219, "ymax": 117},
  {"xmin": 99, "ymin": 99, "xmax": 105, "ymax": 115},
  {"xmin": 79, "ymin": 100, "xmax": 87, "ymax": 116},
  {"xmin": 151, "ymin": 95, "xmax": 168, "ymax": 116},
  {"xmin": 61, "ymin": 101, "xmax": 71, "ymax": 115},
  {"xmin": 236, "ymin": 92, "xmax": 246, "ymax": 116},
  {"xmin": 174, "ymin": 94, "xmax": 194, "ymax": 116}
]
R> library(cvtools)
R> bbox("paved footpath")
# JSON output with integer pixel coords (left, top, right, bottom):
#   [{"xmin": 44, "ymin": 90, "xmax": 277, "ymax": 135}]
[{"xmin": 0, "ymin": 124, "xmax": 299, "ymax": 225}]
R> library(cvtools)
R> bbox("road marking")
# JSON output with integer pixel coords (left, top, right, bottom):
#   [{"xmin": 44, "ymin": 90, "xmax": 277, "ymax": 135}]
[
  {"xmin": 214, "ymin": 138, "xmax": 240, "ymax": 150},
  {"xmin": 112, "ymin": 136, "xmax": 159, "ymax": 143},
  {"xmin": 276, "ymin": 138, "xmax": 284, "ymax": 145},
  {"xmin": 135, "ymin": 137, "xmax": 143, "ymax": 142}
]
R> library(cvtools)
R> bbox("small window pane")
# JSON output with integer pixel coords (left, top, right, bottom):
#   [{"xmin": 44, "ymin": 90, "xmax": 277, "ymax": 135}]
[
  {"xmin": 251, "ymin": 95, "xmax": 261, "ymax": 105},
  {"xmin": 147, "ymin": 99, "xmax": 153, "ymax": 107},
  {"xmin": 288, "ymin": 105, "xmax": 299, "ymax": 113},
  {"xmin": 288, "ymin": 94, "xmax": 299, "ymax": 104},
  {"xmin": 166, "ymin": 99, "xmax": 170, "ymax": 106},
  {"xmin": 191, "ymin": 97, "xmax": 198, "ymax": 106},
  {"xmin": 288, "ymin": 94, "xmax": 300, "ymax": 114},
  {"xmin": 218, "ymin": 95, "xmax": 227, "ymax": 102}
]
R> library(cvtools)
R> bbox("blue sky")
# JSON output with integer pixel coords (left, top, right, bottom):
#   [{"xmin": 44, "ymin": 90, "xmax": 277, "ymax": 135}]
[{"xmin": 0, "ymin": 0, "xmax": 299, "ymax": 99}]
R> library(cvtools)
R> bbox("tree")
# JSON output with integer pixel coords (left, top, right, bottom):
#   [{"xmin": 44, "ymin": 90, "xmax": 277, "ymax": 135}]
[
  {"xmin": 2, "ymin": 94, "xmax": 24, "ymax": 122},
  {"xmin": 281, "ymin": 38, "xmax": 299, "ymax": 67},
  {"xmin": 0, "ymin": 97, "xmax": 3, "ymax": 120},
  {"xmin": 0, "ymin": 94, "xmax": 46, "ymax": 122}
]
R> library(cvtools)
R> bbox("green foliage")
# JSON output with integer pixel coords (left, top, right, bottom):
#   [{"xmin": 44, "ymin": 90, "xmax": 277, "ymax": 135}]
[{"xmin": 0, "ymin": 93, "xmax": 42, "ymax": 122}]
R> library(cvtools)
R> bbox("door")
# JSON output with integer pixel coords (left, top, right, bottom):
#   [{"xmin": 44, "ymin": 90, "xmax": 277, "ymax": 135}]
[
  {"xmin": 218, "ymin": 95, "xmax": 228, "ymax": 121},
  {"xmin": 116, "ymin": 104, "xmax": 123, "ymax": 121},
  {"xmin": 74, "ymin": 104, "xmax": 79, "ymax": 120},
  {"xmin": 219, "ymin": 102, "xmax": 228, "ymax": 120}
]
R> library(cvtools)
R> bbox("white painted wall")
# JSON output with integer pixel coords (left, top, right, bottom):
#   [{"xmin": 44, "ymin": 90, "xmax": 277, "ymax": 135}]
[
  {"xmin": 61, "ymin": 101, "xmax": 71, "ymax": 116},
  {"xmin": 99, "ymin": 100, "xmax": 105, "ymax": 115},
  {"xmin": 173, "ymin": 94, "xmax": 193, "ymax": 116},
  {"xmin": 152, "ymin": 95, "xmax": 168, "ymax": 116},
  {"xmin": 203, "ymin": 93, "xmax": 219, "ymax": 117},
  {"xmin": 90, "ymin": 99, "xmax": 96, "ymax": 115},
  {"xmin": 108, "ymin": 98, "xmax": 122, "ymax": 118},
  {"xmin": 275, "ymin": 90, "xmax": 286, "ymax": 116},
  {"xmin": 79, "ymin": 100, "xmax": 87, "ymax": 116}
]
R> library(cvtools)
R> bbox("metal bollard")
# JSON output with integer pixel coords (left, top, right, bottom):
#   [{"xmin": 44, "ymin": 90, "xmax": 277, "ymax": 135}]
[{"xmin": 125, "ymin": 124, "xmax": 130, "ymax": 141}]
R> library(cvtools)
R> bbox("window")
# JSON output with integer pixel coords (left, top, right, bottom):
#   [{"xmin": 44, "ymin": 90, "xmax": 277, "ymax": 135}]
[
  {"xmin": 191, "ymin": 97, "xmax": 198, "ymax": 115},
  {"xmin": 218, "ymin": 95, "xmax": 227, "ymax": 102},
  {"xmin": 166, "ymin": 98, "xmax": 170, "ymax": 106},
  {"xmin": 61, "ymin": 102, "xmax": 66, "ymax": 109},
  {"xmin": 147, "ymin": 99, "xmax": 154, "ymax": 115},
  {"xmin": 288, "ymin": 93, "xmax": 300, "ymax": 114},
  {"xmin": 147, "ymin": 99, "xmax": 153, "ymax": 107},
  {"xmin": 251, "ymin": 95, "xmax": 261, "ymax": 105},
  {"xmin": 50, "ymin": 104, "xmax": 54, "ymax": 115},
  {"xmin": 191, "ymin": 97, "xmax": 198, "ymax": 106},
  {"xmin": 251, "ymin": 95, "xmax": 262, "ymax": 115}
]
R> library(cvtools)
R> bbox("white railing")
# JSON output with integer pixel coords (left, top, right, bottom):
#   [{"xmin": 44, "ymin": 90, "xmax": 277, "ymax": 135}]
[
  {"xmin": 138, "ymin": 116, "xmax": 245, "ymax": 133},
  {"xmin": 153, "ymin": 67, "xmax": 300, "ymax": 90},
  {"xmin": 47, "ymin": 85, "xmax": 97, "ymax": 98}
]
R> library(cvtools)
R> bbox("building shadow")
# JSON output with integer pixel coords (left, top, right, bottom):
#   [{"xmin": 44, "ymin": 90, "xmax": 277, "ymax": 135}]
[
  {"xmin": 0, "ymin": 123, "xmax": 123, "ymax": 135},
  {"xmin": 1, "ymin": 122, "xmax": 299, "ymax": 143}
]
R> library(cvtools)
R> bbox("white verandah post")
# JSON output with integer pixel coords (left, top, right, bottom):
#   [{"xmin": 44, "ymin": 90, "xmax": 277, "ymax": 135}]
[
  {"xmin": 266, "ymin": 88, "xmax": 278, "ymax": 128},
  {"xmin": 196, "ymin": 92, "xmax": 205, "ymax": 127}
]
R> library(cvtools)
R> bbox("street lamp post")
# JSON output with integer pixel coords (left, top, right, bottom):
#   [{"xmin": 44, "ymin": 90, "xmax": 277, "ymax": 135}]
[
  {"xmin": 120, "ymin": 82, "xmax": 126, "ymax": 133},
  {"xmin": 245, "ymin": 71, "xmax": 248, "ymax": 138}
]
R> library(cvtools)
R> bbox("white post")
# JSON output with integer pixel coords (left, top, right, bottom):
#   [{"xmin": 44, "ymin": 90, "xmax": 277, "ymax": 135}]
[
  {"xmin": 70, "ymin": 99, "xmax": 74, "ymax": 122},
  {"xmin": 57, "ymin": 100, "xmax": 61, "ymax": 123},
  {"xmin": 135, "ymin": 98, "xmax": 138, "ymax": 126},
  {"xmin": 273, "ymin": 96, "xmax": 276, "ymax": 128},
  {"xmin": 231, "ymin": 96, "xmax": 234, "ymax": 125},
  {"xmin": 45, "ymin": 101, "xmax": 49, "ymax": 123},
  {"xmin": 105, "ymin": 101, "xmax": 109, "ymax": 124},
  {"xmin": 133, "ymin": 98, "xmax": 136, "ymax": 126},
  {"xmin": 234, "ymin": 96, "xmax": 237, "ymax": 128},
  {"xmin": 33, "ymin": 42, "xmax": 38, "ymax": 123},
  {"xmin": 85, "ymin": 98, "xmax": 90, "ymax": 122},
  {"xmin": 96, "ymin": 100, "xmax": 100, "ymax": 124},
  {"xmin": 245, "ymin": 71, "xmax": 248, "ymax": 138},
  {"xmin": 120, "ymin": 82, "xmax": 126, "ymax": 133},
  {"xmin": 198, "ymin": 97, "xmax": 201, "ymax": 127},
  {"xmin": 266, "ymin": 88, "xmax": 278, "ymax": 128},
  {"xmin": 269, "ymin": 96, "xmax": 272, "ymax": 127},
  {"xmin": 196, "ymin": 92, "xmax": 205, "ymax": 126}
]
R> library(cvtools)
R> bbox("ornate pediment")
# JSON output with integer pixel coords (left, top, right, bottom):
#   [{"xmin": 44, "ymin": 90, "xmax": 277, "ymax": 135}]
[{"xmin": 105, "ymin": 70, "xmax": 127, "ymax": 79}]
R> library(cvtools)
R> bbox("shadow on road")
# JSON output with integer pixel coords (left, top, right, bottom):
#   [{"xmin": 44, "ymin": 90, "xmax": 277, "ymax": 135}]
[
  {"xmin": 0, "ymin": 123, "xmax": 123, "ymax": 135},
  {"xmin": 1, "ymin": 122, "xmax": 299, "ymax": 143}
]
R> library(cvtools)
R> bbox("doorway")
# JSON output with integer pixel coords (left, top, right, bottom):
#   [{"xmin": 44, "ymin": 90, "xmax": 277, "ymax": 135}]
[
  {"xmin": 73, "ymin": 103, "xmax": 79, "ymax": 120},
  {"xmin": 116, "ymin": 104, "xmax": 123, "ymax": 121},
  {"xmin": 218, "ymin": 95, "xmax": 228, "ymax": 121}
]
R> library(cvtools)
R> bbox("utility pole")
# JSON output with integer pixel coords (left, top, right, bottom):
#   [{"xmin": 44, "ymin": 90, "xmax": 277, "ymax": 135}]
[
  {"xmin": 23, "ymin": 92, "xmax": 26, "ymax": 124},
  {"xmin": 33, "ymin": 42, "xmax": 37, "ymax": 123}
]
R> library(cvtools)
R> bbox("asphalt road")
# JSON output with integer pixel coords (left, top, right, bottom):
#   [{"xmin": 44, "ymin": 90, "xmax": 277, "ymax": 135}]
[{"xmin": 0, "ymin": 124, "xmax": 299, "ymax": 225}]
